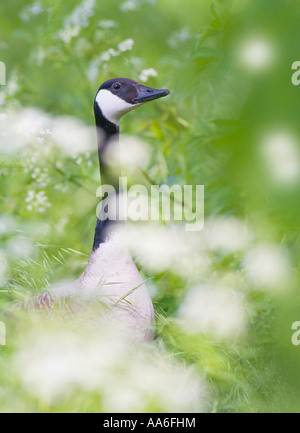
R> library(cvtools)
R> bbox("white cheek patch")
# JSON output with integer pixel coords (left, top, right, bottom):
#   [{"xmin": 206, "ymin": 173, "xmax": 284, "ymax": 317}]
[{"xmin": 95, "ymin": 89, "xmax": 139, "ymax": 125}]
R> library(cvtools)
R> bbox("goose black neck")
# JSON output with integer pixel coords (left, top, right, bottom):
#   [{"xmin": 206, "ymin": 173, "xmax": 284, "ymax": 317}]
[{"xmin": 93, "ymin": 101, "xmax": 121, "ymax": 251}]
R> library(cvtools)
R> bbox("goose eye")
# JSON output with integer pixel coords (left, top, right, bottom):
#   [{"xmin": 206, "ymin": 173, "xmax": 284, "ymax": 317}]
[{"xmin": 112, "ymin": 82, "xmax": 121, "ymax": 90}]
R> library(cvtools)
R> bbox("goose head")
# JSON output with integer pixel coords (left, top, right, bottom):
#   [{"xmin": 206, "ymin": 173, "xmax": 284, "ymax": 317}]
[{"xmin": 94, "ymin": 77, "xmax": 170, "ymax": 126}]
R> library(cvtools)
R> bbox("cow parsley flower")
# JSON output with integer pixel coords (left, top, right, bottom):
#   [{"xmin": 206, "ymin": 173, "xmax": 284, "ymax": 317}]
[
  {"xmin": 244, "ymin": 244, "xmax": 290, "ymax": 290},
  {"xmin": 120, "ymin": 0, "xmax": 138, "ymax": 12},
  {"xmin": 118, "ymin": 39, "xmax": 134, "ymax": 52},
  {"xmin": 120, "ymin": 0, "xmax": 156, "ymax": 12},
  {"xmin": 66, "ymin": 0, "xmax": 95, "ymax": 28},
  {"xmin": 19, "ymin": 2, "xmax": 44, "ymax": 22},
  {"xmin": 139, "ymin": 68, "xmax": 158, "ymax": 82},
  {"xmin": 98, "ymin": 20, "xmax": 118, "ymax": 29},
  {"xmin": 31, "ymin": 167, "xmax": 50, "ymax": 188},
  {"xmin": 59, "ymin": 0, "xmax": 95, "ymax": 43},
  {"xmin": 179, "ymin": 284, "xmax": 246, "ymax": 340},
  {"xmin": 15, "ymin": 327, "xmax": 206, "ymax": 411},
  {"xmin": 25, "ymin": 190, "xmax": 51, "ymax": 213}
]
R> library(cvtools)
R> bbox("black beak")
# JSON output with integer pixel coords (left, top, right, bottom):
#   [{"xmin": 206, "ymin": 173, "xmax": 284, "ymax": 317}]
[{"xmin": 133, "ymin": 84, "xmax": 170, "ymax": 103}]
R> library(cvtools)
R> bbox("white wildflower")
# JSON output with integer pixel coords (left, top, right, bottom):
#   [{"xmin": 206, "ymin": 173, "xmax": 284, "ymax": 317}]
[
  {"xmin": 204, "ymin": 217, "xmax": 250, "ymax": 252},
  {"xmin": 101, "ymin": 49, "xmax": 118, "ymax": 62},
  {"xmin": 31, "ymin": 167, "xmax": 50, "ymax": 188},
  {"xmin": 88, "ymin": 48, "xmax": 119, "ymax": 83},
  {"xmin": 19, "ymin": 2, "xmax": 44, "ymax": 22},
  {"xmin": 139, "ymin": 68, "xmax": 158, "ymax": 82},
  {"xmin": 102, "ymin": 351, "xmax": 205, "ymax": 413},
  {"xmin": 31, "ymin": 167, "xmax": 40, "ymax": 179},
  {"xmin": 120, "ymin": 0, "xmax": 138, "ymax": 12},
  {"xmin": 244, "ymin": 244, "xmax": 290, "ymax": 290},
  {"xmin": 120, "ymin": 0, "xmax": 156, "ymax": 12},
  {"xmin": 101, "ymin": 51, "xmax": 111, "ymax": 62},
  {"xmin": 239, "ymin": 37, "xmax": 274, "ymax": 71},
  {"xmin": 51, "ymin": 116, "xmax": 94, "ymax": 156},
  {"xmin": 59, "ymin": 26, "xmax": 81, "ymax": 44},
  {"xmin": 66, "ymin": 0, "xmax": 95, "ymax": 28},
  {"xmin": 107, "ymin": 48, "xmax": 120, "ymax": 57},
  {"xmin": 179, "ymin": 284, "xmax": 246, "ymax": 340},
  {"xmin": 0, "ymin": 108, "xmax": 51, "ymax": 153},
  {"xmin": 59, "ymin": 0, "xmax": 95, "ymax": 43},
  {"xmin": 14, "ymin": 327, "xmax": 206, "ymax": 411},
  {"xmin": 0, "ymin": 113, "xmax": 7, "ymax": 121},
  {"xmin": 261, "ymin": 131, "xmax": 300, "ymax": 184},
  {"xmin": 118, "ymin": 38, "xmax": 134, "ymax": 52},
  {"xmin": 25, "ymin": 190, "xmax": 51, "ymax": 213},
  {"xmin": 124, "ymin": 223, "xmax": 211, "ymax": 276},
  {"xmin": 98, "ymin": 20, "xmax": 118, "ymax": 29},
  {"xmin": 102, "ymin": 134, "xmax": 151, "ymax": 170}
]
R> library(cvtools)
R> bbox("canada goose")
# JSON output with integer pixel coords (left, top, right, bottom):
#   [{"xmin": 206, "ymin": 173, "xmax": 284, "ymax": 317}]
[{"xmin": 13, "ymin": 78, "xmax": 170, "ymax": 342}]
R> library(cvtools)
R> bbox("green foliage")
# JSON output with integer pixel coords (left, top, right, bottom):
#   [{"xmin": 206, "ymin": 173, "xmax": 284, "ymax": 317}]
[{"xmin": 0, "ymin": 0, "xmax": 300, "ymax": 413}]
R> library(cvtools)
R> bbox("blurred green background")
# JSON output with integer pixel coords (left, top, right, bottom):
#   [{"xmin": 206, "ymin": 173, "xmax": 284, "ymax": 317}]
[{"xmin": 1, "ymin": 0, "xmax": 300, "ymax": 413}]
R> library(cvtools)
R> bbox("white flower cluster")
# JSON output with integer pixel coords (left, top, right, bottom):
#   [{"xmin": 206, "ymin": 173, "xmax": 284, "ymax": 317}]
[
  {"xmin": 14, "ymin": 326, "xmax": 206, "ymax": 411},
  {"xmin": 73, "ymin": 151, "xmax": 92, "ymax": 167},
  {"xmin": 0, "ymin": 108, "xmax": 93, "ymax": 159},
  {"xmin": 51, "ymin": 116, "xmax": 94, "ymax": 156},
  {"xmin": 59, "ymin": 0, "xmax": 95, "ymax": 43},
  {"xmin": 179, "ymin": 284, "xmax": 246, "ymax": 340},
  {"xmin": 0, "ymin": 108, "xmax": 51, "ymax": 153},
  {"xmin": 118, "ymin": 38, "xmax": 134, "ymax": 52},
  {"xmin": 139, "ymin": 68, "xmax": 158, "ymax": 82},
  {"xmin": 124, "ymin": 215, "xmax": 291, "ymax": 296},
  {"xmin": 30, "ymin": 167, "xmax": 50, "ymax": 188},
  {"xmin": 244, "ymin": 244, "xmax": 290, "ymax": 290},
  {"xmin": 238, "ymin": 37, "xmax": 274, "ymax": 71},
  {"xmin": 98, "ymin": 20, "xmax": 118, "ymax": 29},
  {"xmin": 25, "ymin": 190, "xmax": 51, "ymax": 213},
  {"xmin": 120, "ymin": 0, "xmax": 156, "ymax": 12},
  {"xmin": 87, "ymin": 39, "xmax": 134, "ymax": 83},
  {"xmin": 120, "ymin": 0, "xmax": 138, "ymax": 12},
  {"xmin": 100, "ymin": 48, "xmax": 120, "ymax": 62},
  {"xmin": 19, "ymin": 1, "xmax": 44, "ymax": 22},
  {"xmin": 261, "ymin": 131, "xmax": 300, "ymax": 184}
]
